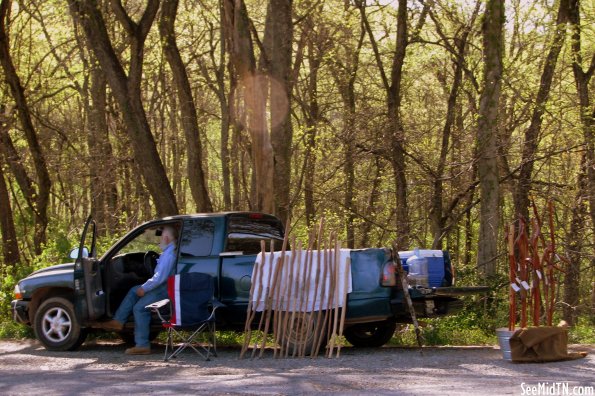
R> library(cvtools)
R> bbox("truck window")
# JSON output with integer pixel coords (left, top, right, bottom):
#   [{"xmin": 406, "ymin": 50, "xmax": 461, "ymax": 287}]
[
  {"xmin": 180, "ymin": 219, "xmax": 215, "ymax": 256},
  {"xmin": 225, "ymin": 215, "xmax": 285, "ymax": 254}
]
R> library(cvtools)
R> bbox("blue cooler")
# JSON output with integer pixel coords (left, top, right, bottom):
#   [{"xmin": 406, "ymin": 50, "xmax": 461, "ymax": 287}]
[{"xmin": 399, "ymin": 250, "xmax": 446, "ymax": 288}]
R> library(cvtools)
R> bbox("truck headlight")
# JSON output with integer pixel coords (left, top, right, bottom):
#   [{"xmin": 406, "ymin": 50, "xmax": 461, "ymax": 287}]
[{"xmin": 14, "ymin": 284, "xmax": 22, "ymax": 299}]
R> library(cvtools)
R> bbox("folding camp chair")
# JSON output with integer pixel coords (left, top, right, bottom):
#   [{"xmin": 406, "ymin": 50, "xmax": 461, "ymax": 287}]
[{"xmin": 146, "ymin": 272, "xmax": 222, "ymax": 361}]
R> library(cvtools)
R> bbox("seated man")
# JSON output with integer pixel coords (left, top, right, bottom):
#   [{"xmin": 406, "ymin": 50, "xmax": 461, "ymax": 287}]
[{"xmin": 100, "ymin": 225, "xmax": 178, "ymax": 355}]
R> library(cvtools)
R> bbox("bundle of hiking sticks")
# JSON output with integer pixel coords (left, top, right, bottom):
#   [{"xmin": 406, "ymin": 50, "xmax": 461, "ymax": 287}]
[
  {"xmin": 506, "ymin": 201, "xmax": 567, "ymax": 331},
  {"xmin": 240, "ymin": 220, "xmax": 351, "ymax": 359}
]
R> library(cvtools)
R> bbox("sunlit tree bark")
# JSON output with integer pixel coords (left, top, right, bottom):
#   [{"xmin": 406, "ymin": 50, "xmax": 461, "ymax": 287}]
[
  {"xmin": 159, "ymin": 0, "xmax": 212, "ymax": 212},
  {"xmin": 0, "ymin": 0, "xmax": 51, "ymax": 254},
  {"xmin": 476, "ymin": 0, "xmax": 504, "ymax": 277},
  {"xmin": 68, "ymin": 0, "xmax": 178, "ymax": 217}
]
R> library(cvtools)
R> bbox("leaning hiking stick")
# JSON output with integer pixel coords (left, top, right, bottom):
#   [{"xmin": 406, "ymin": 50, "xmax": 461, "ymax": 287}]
[
  {"xmin": 280, "ymin": 236, "xmax": 298, "ymax": 357},
  {"xmin": 299, "ymin": 235, "xmax": 316, "ymax": 357},
  {"xmin": 288, "ymin": 243, "xmax": 304, "ymax": 357},
  {"xmin": 516, "ymin": 218, "xmax": 530, "ymax": 328},
  {"xmin": 394, "ymin": 249, "xmax": 423, "ymax": 349},
  {"xmin": 529, "ymin": 218, "xmax": 543, "ymax": 326},
  {"xmin": 324, "ymin": 236, "xmax": 338, "ymax": 358},
  {"xmin": 546, "ymin": 201, "xmax": 557, "ymax": 326},
  {"xmin": 253, "ymin": 240, "xmax": 276, "ymax": 358},
  {"xmin": 328, "ymin": 238, "xmax": 341, "ymax": 358},
  {"xmin": 272, "ymin": 223, "xmax": 291, "ymax": 358},
  {"xmin": 507, "ymin": 224, "xmax": 517, "ymax": 331},
  {"xmin": 240, "ymin": 247, "xmax": 262, "ymax": 358},
  {"xmin": 313, "ymin": 239, "xmax": 331, "ymax": 357},
  {"xmin": 308, "ymin": 237, "xmax": 324, "ymax": 358},
  {"xmin": 336, "ymin": 256, "xmax": 350, "ymax": 358},
  {"xmin": 260, "ymin": 242, "xmax": 283, "ymax": 357}
]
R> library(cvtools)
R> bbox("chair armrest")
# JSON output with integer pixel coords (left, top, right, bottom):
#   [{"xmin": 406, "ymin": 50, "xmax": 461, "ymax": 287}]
[
  {"xmin": 145, "ymin": 298, "xmax": 170, "ymax": 310},
  {"xmin": 211, "ymin": 299, "xmax": 226, "ymax": 310}
]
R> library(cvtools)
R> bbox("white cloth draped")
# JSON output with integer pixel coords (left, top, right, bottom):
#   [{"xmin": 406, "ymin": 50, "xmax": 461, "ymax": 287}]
[{"xmin": 251, "ymin": 249, "xmax": 353, "ymax": 312}]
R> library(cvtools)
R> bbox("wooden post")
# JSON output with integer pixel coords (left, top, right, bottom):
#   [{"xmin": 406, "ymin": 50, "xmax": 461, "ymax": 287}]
[
  {"xmin": 240, "ymin": 247, "xmax": 263, "ymax": 358},
  {"xmin": 246, "ymin": 240, "xmax": 268, "ymax": 358},
  {"xmin": 336, "ymin": 257, "xmax": 350, "ymax": 358},
  {"xmin": 252, "ymin": 240, "xmax": 276, "ymax": 358},
  {"xmin": 260, "ymin": 241, "xmax": 283, "ymax": 357},
  {"xmin": 507, "ymin": 224, "xmax": 517, "ymax": 331},
  {"xmin": 291, "ymin": 245, "xmax": 307, "ymax": 357},
  {"xmin": 313, "ymin": 235, "xmax": 330, "ymax": 357},
  {"xmin": 394, "ymin": 249, "xmax": 423, "ymax": 349},
  {"xmin": 280, "ymin": 236, "xmax": 298, "ymax": 357},
  {"xmin": 328, "ymin": 237, "xmax": 341, "ymax": 358},
  {"xmin": 309, "ymin": 236, "xmax": 324, "ymax": 358}
]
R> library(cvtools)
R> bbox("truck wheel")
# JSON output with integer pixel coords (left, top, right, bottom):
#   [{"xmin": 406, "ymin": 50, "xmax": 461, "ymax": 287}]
[
  {"xmin": 344, "ymin": 321, "xmax": 396, "ymax": 348},
  {"xmin": 282, "ymin": 312, "xmax": 327, "ymax": 356},
  {"xmin": 34, "ymin": 297, "xmax": 86, "ymax": 351}
]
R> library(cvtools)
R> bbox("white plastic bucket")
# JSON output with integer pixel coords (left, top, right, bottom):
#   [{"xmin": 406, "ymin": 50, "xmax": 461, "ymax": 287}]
[{"xmin": 496, "ymin": 328, "xmax": 515, "ymax": 361}]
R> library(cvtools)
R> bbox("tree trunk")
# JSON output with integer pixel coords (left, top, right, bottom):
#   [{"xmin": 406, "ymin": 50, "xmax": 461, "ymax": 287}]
[
  {"xmin": 513, "ymin": 0, "xmax": 569, "ymax": 221},
  {"xmin": 564, "ymin": 154, "xmax": 587, "ymax": 325},
  {"xmin": 359, "ymin": 0, "xmax": 410, "ymax": 250},
  {"xmin": 387, "ymin": 0, "xmax": 410, "ymax": 250},
  {"xmin": 303, "ymin": 41, "xmax": 320, "ymax": 228},
  {"xmin": 159, "ymin": 0, "xmax": 212, "ymax": 212},
  {"xmin": 0, "ymin": 142, "xmax": 19, "ymax": 266},
  {"xmin": 0, "ymin": 0, "xmax": 51, "ymax": 254},
  {"xmin": 429, "ymin": 3, "xmax": 479, "ymax": 249},
  {"xmin": 87, "ymin": 62, "xmax": 118, "ymax": 235},
  {"xmin": 262, "ymin": 0, "xmax": 293, "ymax": 223},
  {"xmin": 223, "ymin": 0, "xmax": 274, "ymax": 214},
  {"xmin": 68, "ymin": 0, "xmax": 178, "ymax": 217},
  {"xmin": 567, "ymin": 0, "xmax": 595, "ymax": 325},
  {"xmin": 476, "ymin": 0, "xmax": 504, "ymax": 277}
]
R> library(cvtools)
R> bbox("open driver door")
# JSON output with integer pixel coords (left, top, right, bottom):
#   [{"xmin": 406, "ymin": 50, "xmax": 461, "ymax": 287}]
[{"xmin": 72, "ymin": 216, "xmax": 105, "ymax": 321}]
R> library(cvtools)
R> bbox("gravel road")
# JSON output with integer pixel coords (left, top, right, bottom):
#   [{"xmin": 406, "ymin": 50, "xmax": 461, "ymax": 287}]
[{"xmin": 0, "ymin": 340, "xmax": 593, "ymax": 395}]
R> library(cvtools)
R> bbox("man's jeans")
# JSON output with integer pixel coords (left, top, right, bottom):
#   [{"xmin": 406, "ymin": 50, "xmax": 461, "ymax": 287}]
[{"xmin": 113, "ymin": 285, "xmax": 168, "ymax": 348}]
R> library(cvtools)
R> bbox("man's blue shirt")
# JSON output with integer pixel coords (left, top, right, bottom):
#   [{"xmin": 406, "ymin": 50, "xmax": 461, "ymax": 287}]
[{"xmin": 141, "ymin": 242, "xmax": 176, "ymax": 293}]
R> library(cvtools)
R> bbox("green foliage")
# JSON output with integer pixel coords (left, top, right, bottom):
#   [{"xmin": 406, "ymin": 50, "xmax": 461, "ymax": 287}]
[
  {"xmin": 568, "ymin": 324, "xmax": 595, "ymax": 344},
  {"xmin": 389, "ymin": 311, "xmax": 496, "ymax": 347}
]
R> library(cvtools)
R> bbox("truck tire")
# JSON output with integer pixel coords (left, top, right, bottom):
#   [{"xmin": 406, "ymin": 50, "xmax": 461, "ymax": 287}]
[
  {"xmin": 344, "ymin": 321, "xmax": 396, "ymax": 348},
  {"xmin": 34, "ymin": 297, "xmax": 87, "ymax": 351},
  {"xmin": 281, "ymin": 312, "xmax": 327, "ymax": 356}
]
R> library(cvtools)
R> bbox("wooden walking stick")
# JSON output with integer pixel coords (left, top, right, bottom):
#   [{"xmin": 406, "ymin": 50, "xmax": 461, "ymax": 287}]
[
  {"xmin": 322, "ymin": 238, "xmax": 337, "ymax": 357},
  {"xmin": 394, "ymin": 249, "xmax": 423, "ymax": 349},
  {"xmin": 272, "ymin": 256, "xmax": 287, "ymax": 358},
  {"xmin": 260, "ymin": 241, "xmax": 283, "ymax": 357},
  {"xmin": 516, "ymin": 218, "xmax": 529, "ymax": 328},
  {"xmin": 299, "ymin": 235, "xmax": 316, "ymax": 357},
  {"xmin": 507, "ymin": 224, "xmax": 517, "ymax": 331},
  {"xmin": 272, "ymin": 225, "xmax": 291, "ymax": 358},
  {"xmin": 310, "ymin": 220, "xmax": 326, "ymax": 358},
  {"xmin": 313, "ymin": 237, "xmax": 331, "ymax": 357},
  {"xmin": 252, "ymin": 240, "xmax": 276, "ymax": 358},
  {"xmin": 287, "ymin": 242, "xmax": 304, "ymax": 357},
  {"xmin": 308, "ymin": 242, "xmax": 324, "ymax": 357},
  {"xmin": 546, "ymin": 201, "xmax": 556, "ymax": 326},
  {"xmin": 240, "ymin": 248, "xmax": 262, "ymax": 358},
  {"xmin": 529, "ymin": 217, "xmax": 543, "ymax": 326},
  {"xmin": 328, "ymin": 238, "xmax": 341, "ymax": 358},
  {"xmin": 336, "ymin": 256, "xmax": 350, "ymax": 358},
  {"xmin": 280, "ymin": 236, "xmax": 298, "ymax": 357}
]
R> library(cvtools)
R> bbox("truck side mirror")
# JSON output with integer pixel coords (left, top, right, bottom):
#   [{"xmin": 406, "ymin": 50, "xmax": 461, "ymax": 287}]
[{"xmin": 70, "ymin": 247, "xmax": 89, "ymax": 259}]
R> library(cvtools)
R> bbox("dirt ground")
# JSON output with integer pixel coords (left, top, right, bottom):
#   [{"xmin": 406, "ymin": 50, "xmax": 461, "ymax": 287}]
[{"xmin": 0, "ymin": 340, "xmax": 593, "ymax": 395}]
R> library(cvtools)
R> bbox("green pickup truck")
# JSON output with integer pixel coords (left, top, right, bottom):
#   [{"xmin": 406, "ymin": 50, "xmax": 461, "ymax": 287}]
[{"xmin": 12, "ymin": 212, "xmax": 487, "ymax": 351}]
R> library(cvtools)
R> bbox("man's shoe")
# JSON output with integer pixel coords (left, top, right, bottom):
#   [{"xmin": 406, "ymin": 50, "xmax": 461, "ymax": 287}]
[
  {"xmin": 125, "ymin": 346, "xmax": 151, "ymax": 355},
  {"xmin": 95, "ymin": 319, "xmax": 123, "ymax": 331}
]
